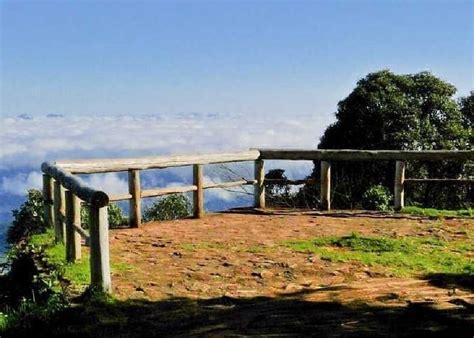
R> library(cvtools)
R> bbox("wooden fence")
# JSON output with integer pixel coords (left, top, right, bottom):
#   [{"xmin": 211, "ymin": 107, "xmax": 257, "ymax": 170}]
[{"xmin": 41, "ymin": 149, "xmax": 473, "ymax": 292}]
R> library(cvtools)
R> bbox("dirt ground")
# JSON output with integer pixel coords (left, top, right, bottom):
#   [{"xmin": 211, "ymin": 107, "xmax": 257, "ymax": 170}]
[{"xmin": 106, "ymin": 209, "xmax": 473, "ymax": 336}]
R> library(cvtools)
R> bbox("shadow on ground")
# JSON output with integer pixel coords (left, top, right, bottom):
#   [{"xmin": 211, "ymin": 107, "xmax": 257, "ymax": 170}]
[
  {"xmin": 7, "ymin": 289, "xmax": 473, "ymax": 338},
  {"xmin": 224, "ymin": 207, "xmax": 424, "ymax": 220},
  {"xmin": 424, "ymin": 272, "xmax": 474, "ymax": 294}
]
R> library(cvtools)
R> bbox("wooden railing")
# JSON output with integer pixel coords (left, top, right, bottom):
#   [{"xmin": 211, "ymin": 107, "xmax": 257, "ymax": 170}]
[{"xmin": 41, "ymin": 148, "xmax": 473, "ymax": 292}]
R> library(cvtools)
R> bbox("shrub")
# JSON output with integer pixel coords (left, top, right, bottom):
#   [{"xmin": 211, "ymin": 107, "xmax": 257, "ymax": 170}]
[
  {"xmin": 81, "ymin": 202, "xmax": 125, "ymax": 228},
  {"xmin": 143, "ymin": 194, "xmax": 191, "ymax": 222},
  {"xmin": 361, "ymin": 185, "xmax": 392, "ymax": 211},
  {"xmin": 7, "ymin": 189, "xmax": 46, "ymax": 244}
]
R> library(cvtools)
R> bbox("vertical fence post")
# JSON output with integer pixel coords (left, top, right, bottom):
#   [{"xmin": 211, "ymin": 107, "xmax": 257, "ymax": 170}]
[
  {"xmin": 394, "ymin": 160, "xmax": 406, "ymax": 211},
  {"xmin": 193, "ymin": 164, "xmax": 204, "ymax": 218},
  {"xmin": 89, "ymin": 203, "xmax": 111, "ymax": 293},
  {"xmin": 128, "ymin": 169, "xmax": 141, "ymax": 227},
  {"xmin": 42, "ymin": 174, "xmax": 54, "ymax": 228},
  {"xmin": 53, "ymin": 180, "xmax": 66, "ymax": 242},
  {"xmin": 321, "ymin": 161, "xmax": 331, "ymax": 211},
  {"xmin": 65, "ymin": 191, "xmax": 82, "ymax": 262},
  {"xmin": 255, "ymin": 159, "xmax": 265, "ymax": 208}
]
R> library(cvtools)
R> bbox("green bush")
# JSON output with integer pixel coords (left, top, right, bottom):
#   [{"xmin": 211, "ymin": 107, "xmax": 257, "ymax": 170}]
[
  {"xmin": 143, "ymin": 194, "xmax": 191, "ymax": 222},
  {"xmin": 7, "ymin": 189, "xmax": 47, "ymax": 244},
  {"xmin": 361, "ymin": 185, "xmax": 392, "ymax": 211},
  {"xmin": 81, "ymin": 202, "xmax": 125, "ymax": 228}
]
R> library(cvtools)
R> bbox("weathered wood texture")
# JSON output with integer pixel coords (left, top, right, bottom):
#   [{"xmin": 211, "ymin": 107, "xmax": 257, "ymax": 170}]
[
  {"xmin": 42, "ymin": 162, "xmax": 109, "ymax": 207},
  {"xmin": 65, "ymin": 191, "xmax": 82, "ymax": 262},
  {"xmin": 42, "ymin": 174, "xmax": 54, "ymax": 228},
  {"xmin": 108, "ymin": 193, "xmax": 133, "ymax": 202},
  {"xmin": 89, "ymin": 204, "xmax": 111, "ymax": 293},
  {"xmin": 141, "ymin": 180, "xmax": 256, "ymax": 199},
  {"xmin": 258, "ymin": 149, "xmax": 474, "ymax": 161},
  {"xmin": 128, "ymin": 170, "xmax": 141, "ymax": 228},
  {"xmin": 53, "ymin": 180, "xmax": 65, "ymax": 242},
  {"xmin": 255, "ymin": 160, "xmax": 265, "ymax": 208},
  {"xmin": 73, "ymin": 223, "xmax": 90, "ymax": 244},
  {"xmin": 394, "ymin": 161, "xmax": 406, "ymax": 211},
  {"xmin": 142, "ymin": 186, "xmax": 198, "ymax": 198},
  {"xmin": 56, "ymin": 150, "xmax": 261, "ymax": 174},
  {"xmin": 321, "ymin": 161, "xmax": 331, "ymax": 211},
  {"xmin": 204, "ymin": 179, "xmax": 256, "ymax": 189},
  {"xmin": 193, "ymin": 164, "xmax": 204, "ymax": 218}
]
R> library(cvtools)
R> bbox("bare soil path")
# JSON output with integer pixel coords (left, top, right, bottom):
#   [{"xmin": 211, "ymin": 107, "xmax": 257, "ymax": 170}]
[{"xmin": 105, "ymin": 210, "xmax": 473, "ymax": 336}]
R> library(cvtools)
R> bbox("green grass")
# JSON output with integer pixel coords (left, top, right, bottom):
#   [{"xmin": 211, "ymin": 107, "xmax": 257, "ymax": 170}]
[
  {"xmin": 30, "ymin": 229, "xmax": 90, "ymax": 286},
  {"xmin": 30, "ymin": 230, "xmax": 133, "ymax": 287},
  {"xmin": 283, "ymin": 232, "xmax": 474, "ymax": 277},
  {"xmin": 400, "ymin": 206, "xmax": 473, "ymax": 218}
]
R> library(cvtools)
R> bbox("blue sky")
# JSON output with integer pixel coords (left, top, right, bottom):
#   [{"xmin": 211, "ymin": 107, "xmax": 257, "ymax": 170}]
[{"xmin": 1, "ymin": 0, "xmax": 473, "ymax": 117}]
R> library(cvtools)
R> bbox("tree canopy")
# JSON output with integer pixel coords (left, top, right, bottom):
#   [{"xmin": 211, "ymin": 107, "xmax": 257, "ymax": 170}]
[
  {"xmin": 305, "ymin": 70, "xmax": 472, "ymax": 209},
  {"xmin": 319, "ymin": 70, "xmax": 470, "ymax": 151}
]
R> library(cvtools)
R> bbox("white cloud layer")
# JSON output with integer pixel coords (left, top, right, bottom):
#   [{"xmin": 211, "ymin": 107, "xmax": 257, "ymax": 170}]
[
  {"xmin": 1, "ymin": 171, "xmax": 43, "ymax": 195},
  {"xmin": 0, "ymin": 113, "xmax": 329, "ymax": 169},
  {"xmin": 0, "ymin": 113, "xmax": 331, "ymax": 203}
]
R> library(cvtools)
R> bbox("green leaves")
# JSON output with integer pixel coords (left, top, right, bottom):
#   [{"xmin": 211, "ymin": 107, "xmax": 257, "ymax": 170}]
[
  {"xmin": 7, "ymin": 189, "xmax": 47, "ymax": 244},
  {"xmin": 314, "ymin": 70, "xmax": 472, "ymax": 209},
  {"xmin": 361, "ymin": 185, "xmax": 392, "ymax": 211},
  {"xmin": 143, "ymin": 194, "xmax": 192, "ymax": 222}
]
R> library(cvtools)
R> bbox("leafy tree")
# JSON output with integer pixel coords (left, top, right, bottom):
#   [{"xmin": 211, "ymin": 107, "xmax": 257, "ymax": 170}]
[
  {"xmin": 459, "ymin": 91, "xmax": 473, "ymax": 133},
  {"xmin": 7, "ymin": 190, "xmax": 47, "ymax": 244},
  {"xmin": 304, "ymin": 70, "xmax": 472, "ymax": 209},
  {"xmin": 143, "ymin": 194, "xmax": 191, "ymax": 222},
  {"xmin": 264, "ymin": 169, "xmax": 292, "ymax": 206}
]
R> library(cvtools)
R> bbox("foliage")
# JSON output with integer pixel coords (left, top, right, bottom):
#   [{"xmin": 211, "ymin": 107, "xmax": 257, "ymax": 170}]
[
  {"xmin": 7, "ymin": 189, "xmax": 47, "ymax": 244},
  {"xmin": 459, "ymin": 90, "xmax": 473, "ymax": 129},
  {"xmin": 81, "ymin": 202, "xmax": 125, "ymax": 228},
  {"xmin": 284, "ymin": 233, "xmax": 474, "ymax": 276},
  {"xmin": 361, "ymin": 185, "xmax": 392, "ymax": 211},
  {"xmin": 143, "ymin": 194, "xmax": 192, "ymax": 222},
  {"xmin": 400, "ymin": 206, "xmax": 473, "ymax": 218},
  {"xmin": 264, "ymin": 169, "xmax": 296, "ymax": 207},
  {"xmin": 3, "ymin": 230, "xmax": 65, "ymax": 307},
  {"xmin": 1, "ymin": 227, "xmax": 133, "ymax": 333},
  {"xmin": 305, "ymin": 70, "xmax": 472, "ymax": 210}
]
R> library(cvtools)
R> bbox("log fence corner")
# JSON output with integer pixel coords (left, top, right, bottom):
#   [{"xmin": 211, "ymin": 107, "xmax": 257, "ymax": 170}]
[{"xmin": 41, "ymin": 148, "xmax": 473, "ymax": 294}]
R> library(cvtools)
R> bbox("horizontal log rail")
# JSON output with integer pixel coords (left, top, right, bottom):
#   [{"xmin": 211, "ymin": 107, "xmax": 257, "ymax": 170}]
[
  {"xmin": 108, "ymin": 193, "xmax": 133, "ymax": 202},
  {"xmin": 141, "ymin": 185, "xmax": 198, "ymax": 198},
  {"xmin": 204, "ymin": 179, "xmax": 257, "ymax": 189},
  {"xmin": 404, "ymin": 178, "xmax": 474, "ymax": 183},
  {"xmin": 257, "ymin": 149, "xmax": 474, "ymax": 161},
  {"xmin": 109, "ymin": 180, "xmax": 258, "ymax": 201},
  {"xmin": 41, "ymin": 148, "xmax": 472, "ymax": 294},
  {"xmin": 42, "ymin": 162, "xmax": 109, "ymax": 207},
  {"xmin": 56, "ymin": 150, "xmax": 260, "ymax": 174}
]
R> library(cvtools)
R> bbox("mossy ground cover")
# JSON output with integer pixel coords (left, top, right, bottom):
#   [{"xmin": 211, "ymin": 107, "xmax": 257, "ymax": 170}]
[
  {"xmin": 400, "ymin": 206, "xmax": 473, "ymax": 218},
  {"xmin": 283, "ymin": 232, "xmax": 473, "ymax": 277},
  {"xmin": 29, "ymin": 229, "xmax": 133, "ymax": 287}
]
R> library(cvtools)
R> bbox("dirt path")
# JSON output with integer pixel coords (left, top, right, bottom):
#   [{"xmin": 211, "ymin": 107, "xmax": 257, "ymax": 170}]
[{"xmin": 106, "ymin": 210, "xmax": 473, "ymax": 336}]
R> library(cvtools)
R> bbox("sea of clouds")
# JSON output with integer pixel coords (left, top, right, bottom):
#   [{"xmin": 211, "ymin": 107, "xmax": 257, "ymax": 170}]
[{"xmin": 0, "ymin": 112, "xmax": 333, "ymax": 252}]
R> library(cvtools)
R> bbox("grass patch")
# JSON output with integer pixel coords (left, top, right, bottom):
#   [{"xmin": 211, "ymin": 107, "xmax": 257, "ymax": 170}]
[
  {"xmin": 30, "ymin": 229, "xmax": 90, "ymax": 286},
  {"xmin": 30, "ymin": 230, "xmax": 133, "ymax": 286},
  {"xmin": 283, "ymin": 233, "xmax": 473, "ymax": 277},
  {"xmin": 400, "ymin": 206, "xmax": 472, "ymax": 218}
]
